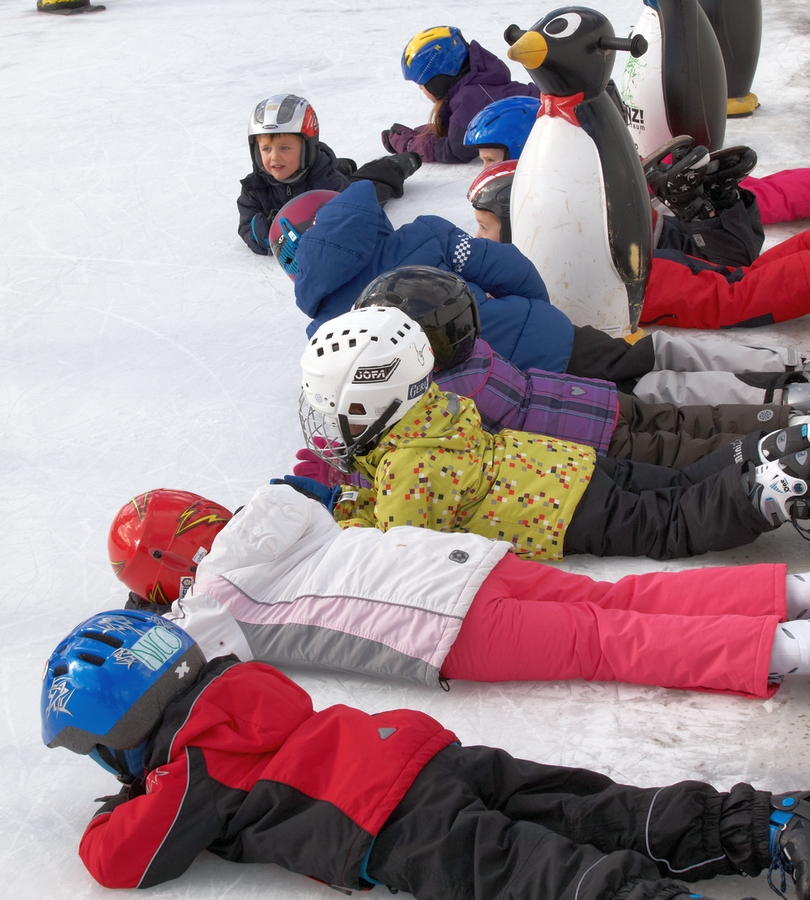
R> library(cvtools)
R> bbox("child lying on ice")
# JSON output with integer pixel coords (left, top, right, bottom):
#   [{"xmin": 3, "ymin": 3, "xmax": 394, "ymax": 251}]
[
  {"xmin": 274, "ymin": 180, "xmax": 810, "ymax": 410},
  {"xmin": 41, "ymin": 608, "xmax": 810, "ymax": 898},
  {"xmin": 108, "ymin": 482, "xmax": 810, "ymax": 699},
  {"xmin": 299, "ymin": 306, "xmax": 810, "ymax": 561}
]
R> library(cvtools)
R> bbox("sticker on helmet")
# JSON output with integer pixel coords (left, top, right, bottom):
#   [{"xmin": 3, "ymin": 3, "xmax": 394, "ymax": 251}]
[
  {"xmin": 128, "ymin": 626, "xmax": 184, "ymax": 672},
  {"xmin": 352, "ymin": 359, "xmax": 401, "ymax": 383},
  {"xmin": 408, "ymin": 375, "xmax": 430, "ymax": 400}
]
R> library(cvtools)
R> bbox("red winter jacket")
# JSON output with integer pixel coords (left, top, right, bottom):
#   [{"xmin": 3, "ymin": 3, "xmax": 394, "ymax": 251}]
[
  {"xmin": 642, "ymin": 230, "xmax": 810, "ymax": 329},
  {"xmin": 79, "ymin": 658, "xmax": 456, "ymax": 890}
]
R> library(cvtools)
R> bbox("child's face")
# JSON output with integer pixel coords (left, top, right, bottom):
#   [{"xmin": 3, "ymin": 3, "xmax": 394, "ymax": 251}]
[
  {"xmin": 256, "ymin": 133, "xmax": 303, "ymax": 181},
  {"xmin": 473, "ymin": 208, "xmax": 502, "ymax": 242},
  {"xmin": 478, "ymin": 147, "xmax": 506, "ymax": 169},
  {"xmin": 419, "ymin": 83, "xmax": 437, "ymax": 102}
]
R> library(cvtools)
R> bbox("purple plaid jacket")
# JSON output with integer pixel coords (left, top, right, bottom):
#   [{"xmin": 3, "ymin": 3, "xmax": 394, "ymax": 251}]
[{"xmin": 435, "ymin": 340, "xmax": 617, "ymax": 455}]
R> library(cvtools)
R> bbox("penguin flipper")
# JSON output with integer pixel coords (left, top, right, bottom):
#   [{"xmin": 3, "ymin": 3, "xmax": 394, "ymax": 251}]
[{"xmin": 577, "ymin": 94, "xmax": 652, "ymax": 332}]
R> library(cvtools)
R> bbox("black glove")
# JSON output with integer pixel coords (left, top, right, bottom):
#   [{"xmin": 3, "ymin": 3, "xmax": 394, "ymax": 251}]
[{"xmin": 94, "ymin": 778, "xmax": 146, "ymax": 815}]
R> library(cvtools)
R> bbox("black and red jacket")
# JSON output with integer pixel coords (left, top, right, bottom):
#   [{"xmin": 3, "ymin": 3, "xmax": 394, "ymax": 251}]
[{"xmin": 79, "ymin": 657, "xmax": 456, "ymax": 890}]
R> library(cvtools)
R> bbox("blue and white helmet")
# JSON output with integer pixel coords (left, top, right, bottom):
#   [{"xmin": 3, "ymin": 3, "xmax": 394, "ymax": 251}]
[
  {"xmin": 464, "ymin": 96, "xmax": 540, "ymax": 161},
  {"xmin": 41, "ymin": 610, "xmax": 205, "ymax": 775}
]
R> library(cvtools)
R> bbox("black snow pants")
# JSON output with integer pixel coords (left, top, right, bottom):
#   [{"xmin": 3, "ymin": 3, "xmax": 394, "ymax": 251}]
[
  {"xmin": 367, "ymin": 744, "xmax": 772, "ymax": 900},
  {"xmin": 655, "ymin": 190, "xmax": 765, "ymax": 269},
  {"xmin": 607, "ymin": 393, "xmax": 788, "ymax": 468},
  {"xmin": 346, "ymin": 155, "xmax": 409, "ymax": 205},
  {"xmin": 563, "ymin": 446, "xmax": 777, "ymax": 559}
]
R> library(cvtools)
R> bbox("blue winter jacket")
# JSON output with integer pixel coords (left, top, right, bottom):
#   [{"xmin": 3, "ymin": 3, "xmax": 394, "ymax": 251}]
[{"xmin": 294, "ymin": 181, "xmax": 575, "ymax": 373}]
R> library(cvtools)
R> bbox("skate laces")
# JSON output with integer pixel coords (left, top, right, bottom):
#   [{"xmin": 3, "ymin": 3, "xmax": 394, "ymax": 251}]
[
  {"xmin": 769, "ymin": 812, "xmax": 795, "ymax": 898},
  {"xmin": 790, "ymin": 498, "xmax": 810, "ymax": 542}
]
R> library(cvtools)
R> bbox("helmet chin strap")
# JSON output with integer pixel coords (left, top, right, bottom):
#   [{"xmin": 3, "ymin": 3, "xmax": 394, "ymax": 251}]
[
  {"xmin": 90, "ymin": 740, "xmax": 148, "ymax": 783},
  {"xmin": 340, "ymin": 399, "xmax": 403, "ymax": 460}
]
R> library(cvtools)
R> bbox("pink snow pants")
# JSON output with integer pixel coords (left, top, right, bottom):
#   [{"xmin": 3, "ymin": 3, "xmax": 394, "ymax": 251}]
[{"xmin": 441, "ymin": 553, "xmax": 786, "ymax": 698}]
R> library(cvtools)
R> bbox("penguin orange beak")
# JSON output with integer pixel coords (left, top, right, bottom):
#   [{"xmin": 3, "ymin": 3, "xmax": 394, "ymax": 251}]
[{"xmin": 507, "ymin": 31, "xmax": 548, "ymax": 69}]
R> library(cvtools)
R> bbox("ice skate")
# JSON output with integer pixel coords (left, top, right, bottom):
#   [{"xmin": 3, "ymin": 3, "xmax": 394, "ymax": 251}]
[
  {"xmin": 749, "ymin": 452, "xmax": 810, "ymax": 526},
  {"xmin": 704, "ymin": 145, "xmax": 758, "ymax": 209},
  {"xmin": 770, "ymin": 793, "xmax": 810, "ymax": 900},
  {"xmin": 758, "ymin": 424, "xmax": 810, "ymax": 463},
  {"xmin": 786, "ymin": 383, "xmax": 810, "ymax": 416},
  {"xmin": 642, "ymin": 135, "xmax": 715, "ymax": 221},
  {"xmin": 390, "ymin": 151, "xmax": 423, "ymax": 180}
]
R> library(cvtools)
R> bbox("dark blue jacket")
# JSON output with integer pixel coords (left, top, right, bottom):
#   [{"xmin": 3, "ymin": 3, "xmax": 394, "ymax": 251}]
[{"xmin": 294, "ymin": 181, "xmax": 575, "ymax": 372}]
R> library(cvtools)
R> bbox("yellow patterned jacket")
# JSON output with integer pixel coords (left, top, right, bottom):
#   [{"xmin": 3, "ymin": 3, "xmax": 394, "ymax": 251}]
[{"xmin": 332, "ymin": 383, "xmax": 595, "ymax": 561}]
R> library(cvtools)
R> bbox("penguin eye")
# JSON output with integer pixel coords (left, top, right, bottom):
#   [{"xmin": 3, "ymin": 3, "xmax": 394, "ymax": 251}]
[{"xmin": 543, "ymin": 13, "xmax": 582, "ymax": 38}]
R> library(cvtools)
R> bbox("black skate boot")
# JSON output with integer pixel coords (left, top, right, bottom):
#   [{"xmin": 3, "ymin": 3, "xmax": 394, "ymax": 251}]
[
  {"xmin": 770, "ymin": 793, "xmax": 810, "ymax": 900},
  {"xmin": 704, "ymin": 145, "xmax": 758, "ymax": 210},
  {"xmin": 390, "ymin": 151, "xmax": 423, "ymax": 180},
  {"xmin": 642, "ymin": 135, "xmax": 716, "ymax": 221},
  {"xmin": 335, "ymin": 157, "xmax": 358, "ymax": 177}
]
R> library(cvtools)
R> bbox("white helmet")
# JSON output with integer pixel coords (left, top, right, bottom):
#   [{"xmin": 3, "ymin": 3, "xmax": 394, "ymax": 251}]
[
  {"xmin": 248, "ymin": 93, "xmax": 320, "ymax": 172},
  {"xmin": 299, "ymin": 307, "xmax": 434, "ymax": 472}
]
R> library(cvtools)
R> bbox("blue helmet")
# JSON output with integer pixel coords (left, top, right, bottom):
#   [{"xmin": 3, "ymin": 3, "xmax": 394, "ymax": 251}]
[
  {"xmin": 401, "ymin": 26, "xmax": 468, "ymax": 86},
  {"xmin": 464, "ymin": 96, "xmax": 540, "ymax": 161},
  {"xmin": 41, "ymin": 610, "xmax": 205, "ymax": 776}
]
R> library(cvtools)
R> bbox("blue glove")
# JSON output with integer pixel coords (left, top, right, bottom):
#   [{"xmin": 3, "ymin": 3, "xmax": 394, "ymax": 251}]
[
  {"xmin": 270, "ymin": 476, "xmax": 342, "ymax": 512},
  {"xmin": 249, "ymin": 213, "xmax": 275, "ymax": 252}
]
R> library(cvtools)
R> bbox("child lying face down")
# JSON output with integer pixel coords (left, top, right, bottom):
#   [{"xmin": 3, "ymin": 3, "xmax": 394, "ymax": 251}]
[
  {"xmin": 105, "ymin": 479, "xmax": 810, "ymax": 698},
  {"xmin": 41, "ymin": 608, "xmax": 810, "ymax": 898},
  {"xmin": 277, "ymin": 180, "xmax": 810, "ymax": 411},
  {"xmin": 299, "ymin": 305, "xmax": 810, "ymax": 561}
]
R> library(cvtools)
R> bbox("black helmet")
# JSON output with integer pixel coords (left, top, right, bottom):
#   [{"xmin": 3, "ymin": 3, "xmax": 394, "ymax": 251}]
[
  {"xmin": 354, "ymin": 265, "xmax": 480, "ymax": 370},
  {"xmin": 467, "ymin": 160, "xmax": 517, "ymax": 244}
]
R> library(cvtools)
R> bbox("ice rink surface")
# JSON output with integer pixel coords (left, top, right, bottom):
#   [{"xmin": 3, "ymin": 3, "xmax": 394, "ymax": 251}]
[{"xmin": 2, "ymin": 0, "xmax": 810, "ymax": 897}]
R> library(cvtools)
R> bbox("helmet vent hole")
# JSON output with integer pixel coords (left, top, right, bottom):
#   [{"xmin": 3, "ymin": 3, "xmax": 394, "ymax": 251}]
[
  {"xmin": 78, "ymin": 652, "xmax": 106, "ymax": 667},
  {"xmin": 81, "ymin": 630, "xmax": 124, "ymax": 649},
  {"xmin": 52, "ymin": 664, "xmax": 68, "ymax": 677},
  {"xmin": 331, "ymin": 343, "xmax": 339, "ymax": 352},
  {"xmin": 349, "ymin": 338, "xmax": 356, "ymax": 348},
  {"xmin": 316, "ymin": 348, "xmax": 324, "ymax": 357}
]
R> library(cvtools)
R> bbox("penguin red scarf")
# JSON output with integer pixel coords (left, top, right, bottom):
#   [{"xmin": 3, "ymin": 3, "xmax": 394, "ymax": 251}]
[{"xmin": 537, "ymin": 92, "xmax": 585, "ymax": 126}]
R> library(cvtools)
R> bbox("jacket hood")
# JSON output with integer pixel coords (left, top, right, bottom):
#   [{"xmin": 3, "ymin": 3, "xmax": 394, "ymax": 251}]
[
  {"xmin": 457, "ymin": 40, "xmax": 517, "ymax": 91},
  {"xmin": 295, "ymin": 181, "xmax": 394, "ymax": 318},
  {"xmin": 356, "ymin": 384, "xmax": 484, "ymax": 476},
  {"xmin": 196, "ymin": 484, "xmax": 339, "ymax": 602},
  {"xmin": 149, "ymin": 657, "xmax": 315, "ymax": 765}
]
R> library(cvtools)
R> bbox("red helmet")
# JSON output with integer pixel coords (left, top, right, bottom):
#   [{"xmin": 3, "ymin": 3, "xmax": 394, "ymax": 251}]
[
  {"xmin": 270, "ymin": 189, "xmax": 340, "ymax": 278},
  {"xmin": 107, "ymin": 489, "xmax": 232, "ymax": 605}
]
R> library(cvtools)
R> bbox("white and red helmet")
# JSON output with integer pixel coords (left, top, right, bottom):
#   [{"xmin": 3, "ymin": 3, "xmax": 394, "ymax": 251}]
[
  {"xmin": 248, "ymin": 93, "xmax": 320, "ymax": 172},
  {"xmin": 467, "ymin": 159, "xmax": 517, "ymax": 243}
]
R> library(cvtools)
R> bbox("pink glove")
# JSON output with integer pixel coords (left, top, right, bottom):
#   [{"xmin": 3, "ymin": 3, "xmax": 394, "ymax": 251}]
[{"xmin": 293, "ymin": 447, "xmax": 333, "ymax": 486}]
